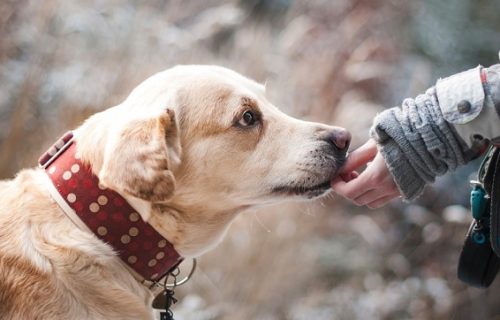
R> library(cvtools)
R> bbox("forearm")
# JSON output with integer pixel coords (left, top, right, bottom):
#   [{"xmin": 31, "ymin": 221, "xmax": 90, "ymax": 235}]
[
  {"xmin": 370, "ymin": 63, "xmax": 500, "ymax": 200},
  {"xmin": 370, "ymin": 88, "xmax": 470, "ymax": 200}
]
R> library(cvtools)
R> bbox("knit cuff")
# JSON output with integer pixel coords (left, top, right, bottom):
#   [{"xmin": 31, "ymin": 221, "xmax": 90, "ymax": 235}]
[
  {"xmin": 371, "ymin": 110, "xmax": 427, "ymax": 200},
  {"xmin": 370, "ymin": 89, "xmax": 470, "ymax": 201}
]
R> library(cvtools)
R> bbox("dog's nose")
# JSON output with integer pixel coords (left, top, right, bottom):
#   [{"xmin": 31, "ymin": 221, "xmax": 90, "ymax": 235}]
[{"xmin": 325, "ymin": 128, "xmax": 351, "ymax": 151}]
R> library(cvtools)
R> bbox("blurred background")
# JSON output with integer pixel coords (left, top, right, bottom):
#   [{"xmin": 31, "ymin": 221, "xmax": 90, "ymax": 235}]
[{"xmin": 1, "ymin": 0, "xmax": 500, "ymax": 319}]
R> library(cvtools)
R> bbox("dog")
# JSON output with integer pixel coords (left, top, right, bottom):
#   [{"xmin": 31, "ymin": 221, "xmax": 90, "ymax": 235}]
[{"xmin": 0, "ymin": 65, "xmax": 350, "ymax": 319}]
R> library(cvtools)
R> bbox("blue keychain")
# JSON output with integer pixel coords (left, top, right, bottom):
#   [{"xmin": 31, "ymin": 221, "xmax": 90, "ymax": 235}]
[
  {"xmin": 469, "ymin": 181, "xmax": 489, "ymax": 245},
  {"xmin": 470, "ymin": 181, "xmax": 488, "ymax": 220}
]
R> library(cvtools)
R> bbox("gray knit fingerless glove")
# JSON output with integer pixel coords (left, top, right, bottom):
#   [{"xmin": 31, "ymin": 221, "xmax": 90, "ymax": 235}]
[{"xmin": 370, "ymin": 87, "xmax": 470, "ymax": 200}]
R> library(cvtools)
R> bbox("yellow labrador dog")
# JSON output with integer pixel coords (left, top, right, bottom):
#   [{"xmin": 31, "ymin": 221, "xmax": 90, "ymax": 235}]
[{"xmin": 0, "ymin": 65, "xmax": 350, "ymax": 319}]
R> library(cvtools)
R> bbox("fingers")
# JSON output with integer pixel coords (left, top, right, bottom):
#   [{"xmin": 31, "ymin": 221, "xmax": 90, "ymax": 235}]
[
  {"xmin": 339, "ymin": 171, "xmax": 359, "ymax": 182},
  {"xmin": 332, "ymin": 149, "xmax": 402, "ymax": 209},
  {"xmin": 366, "ymin": 194, "xmax": 400, "ymax": 209},
  {"xmin": 353, "ymin": 189, "xmax": 387, "ymax": 206},
  {"xmin": 333, "ymin": 173, "xmax": 399, "ymax": 208},
  {"xmin": 353, "ymin": 186, "xmax": 400, "ymax": 206},
  {"xmin": 339, "ymin": 139, "xmax": 377, "ymax": 173},
  {"xmin": 331, "ymin": 172, "xmax": 374, "ymax": 200}
]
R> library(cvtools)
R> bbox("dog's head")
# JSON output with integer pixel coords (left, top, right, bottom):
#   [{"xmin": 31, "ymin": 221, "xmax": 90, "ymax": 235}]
[{"xmin": 76, "ymin": 65, "xmax": 350, "ymax": 255}]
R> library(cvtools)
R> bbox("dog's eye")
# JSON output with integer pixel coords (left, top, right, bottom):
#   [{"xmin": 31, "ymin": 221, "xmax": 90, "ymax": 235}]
[{"xmin": 238, "ymin": 110, "xmax": 258, "ymax": 127}]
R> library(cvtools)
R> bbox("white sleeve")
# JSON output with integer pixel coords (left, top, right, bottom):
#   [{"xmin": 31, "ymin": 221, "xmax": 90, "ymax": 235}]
[{"xmin": 435, "ymin": 64, "xmax": 500, "ymax": 146}]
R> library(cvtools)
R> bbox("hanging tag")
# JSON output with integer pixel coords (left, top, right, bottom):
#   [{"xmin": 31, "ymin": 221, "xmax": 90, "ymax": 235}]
[
  {"xmin": 153, "ymin": 289, "xmax": 177, "ymax": 320},
  {"xmin": 152, "ymin": 291, "xmax": 168, "ymax": 310},
  {"xmin": 160, "ymin": 311, "xmax": 174, "ymax": 320},
  {"xmin": 152, "ymin": 260, "xmax": 197, "ymax": 319}
]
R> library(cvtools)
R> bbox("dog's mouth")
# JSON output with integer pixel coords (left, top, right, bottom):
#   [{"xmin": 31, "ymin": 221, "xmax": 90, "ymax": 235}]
[
  {"xmin": 271, "ymin": 156, "xmax": 346, "ymax": 199},
  {"xmin": 271, "ymin": 180, "xmax": 332, "ymax": 199}
]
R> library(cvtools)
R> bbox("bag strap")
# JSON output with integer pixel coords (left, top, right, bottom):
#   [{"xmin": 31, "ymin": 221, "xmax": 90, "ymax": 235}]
[
  {"xmin": 457, "ymin": 146, "xmax": 500, "ymax": 287},
  {"xmin": 486, "ymin": 146, "xmax": 500, "ymax": 256}
]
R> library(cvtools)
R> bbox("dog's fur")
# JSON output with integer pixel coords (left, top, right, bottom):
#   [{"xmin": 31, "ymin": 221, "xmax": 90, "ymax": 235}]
[{"xmin": 0, "ymin": 66, "xmax": 349, "ymax": 319}]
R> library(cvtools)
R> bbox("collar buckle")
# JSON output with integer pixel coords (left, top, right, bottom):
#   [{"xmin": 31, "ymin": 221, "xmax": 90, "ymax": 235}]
[{"xmin": 38, "ymin": 131, "xmax": 74, "ymax": 169}]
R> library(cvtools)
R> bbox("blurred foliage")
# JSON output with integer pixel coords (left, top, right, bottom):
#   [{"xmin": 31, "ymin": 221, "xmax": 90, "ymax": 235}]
[
  {"xmin": 411, "ymin": 0, "xmax": 500, "ymax": 75},
  {"xmin": 1, "ymin": 0, "xmax": 499, "ymax": 319}
]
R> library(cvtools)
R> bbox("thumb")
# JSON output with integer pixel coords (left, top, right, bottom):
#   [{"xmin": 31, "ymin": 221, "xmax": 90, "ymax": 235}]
[{"xmin": 340, "ymin": 139, "xmax": 378, "ymax": 173}]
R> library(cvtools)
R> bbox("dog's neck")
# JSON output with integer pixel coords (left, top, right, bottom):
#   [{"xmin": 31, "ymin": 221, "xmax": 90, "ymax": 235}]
[
  {"xmin": 115, "ymin": 181, "xmax": 246, "ymax": 257},
  {"xmin": 149, "ymin": 199, "xmax": 245, "ymax": 257}
]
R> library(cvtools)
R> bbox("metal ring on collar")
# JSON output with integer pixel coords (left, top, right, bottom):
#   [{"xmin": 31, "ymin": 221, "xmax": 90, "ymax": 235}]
[{"xmin": 165, "ymin": 258, "xmax": 197, "ymax": 288}]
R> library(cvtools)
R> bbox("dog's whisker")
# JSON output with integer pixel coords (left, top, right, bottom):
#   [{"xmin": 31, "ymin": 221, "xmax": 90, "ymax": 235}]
[
  {"xmin": 319, "ymin": 199, "xmax": 327, "ymax": 207},
  {"xmin": 251, "ymin": 212, "xmax": 272, "ymax": 233},
  {"xmin": 299, "ymin": 205, "xmax": 316, "ymax": 217}
]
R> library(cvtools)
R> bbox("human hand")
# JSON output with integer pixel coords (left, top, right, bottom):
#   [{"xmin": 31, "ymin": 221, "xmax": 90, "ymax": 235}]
[{"xmin": 331, "ymin": 139, "xmax": 401, "ymax": 209}]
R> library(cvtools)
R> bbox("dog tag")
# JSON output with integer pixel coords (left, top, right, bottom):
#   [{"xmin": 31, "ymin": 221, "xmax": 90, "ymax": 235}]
[
  {"xmin": 152, "ymin": 291, "xmax": 168, "ymax": 309},
  {"xmin": 153, "ymin": 289, "xmax": 177, "ymax": 320}
]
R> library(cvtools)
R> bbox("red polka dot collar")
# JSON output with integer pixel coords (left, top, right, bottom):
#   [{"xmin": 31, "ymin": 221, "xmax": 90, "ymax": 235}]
[{"xmin": 39, "ymin": 131, "xmax": 182, "ymax": 283}]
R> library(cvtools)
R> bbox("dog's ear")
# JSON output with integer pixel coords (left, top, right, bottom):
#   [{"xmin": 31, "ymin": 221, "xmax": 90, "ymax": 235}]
[{"xmin": 99, "ymin": 109, "xmax": 181, "ymax": 202}]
